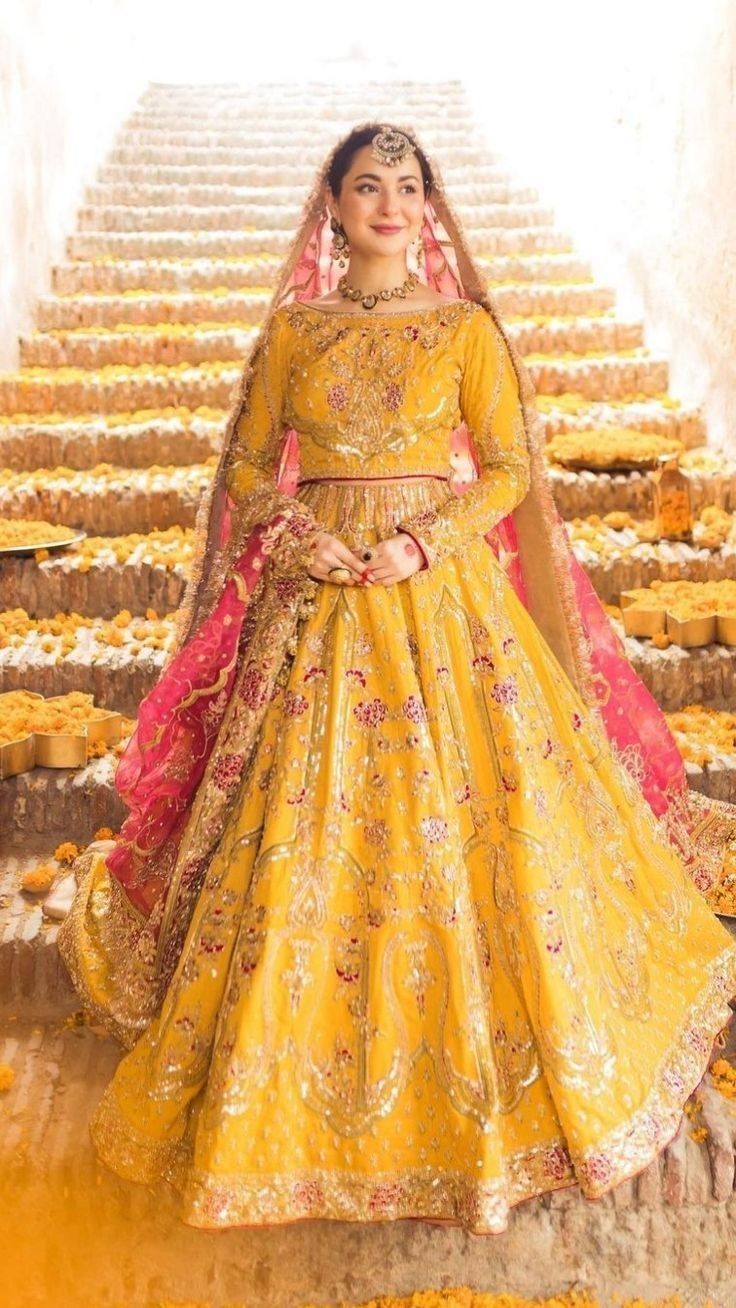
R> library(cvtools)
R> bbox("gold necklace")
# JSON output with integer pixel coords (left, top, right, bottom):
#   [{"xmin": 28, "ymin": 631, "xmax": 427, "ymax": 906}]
[{"xmin": 337, "ymin": 270, "xmax": 419, "ymax": 312}]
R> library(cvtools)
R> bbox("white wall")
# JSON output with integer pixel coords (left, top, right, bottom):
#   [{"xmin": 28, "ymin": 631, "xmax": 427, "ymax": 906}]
[
  {"xmin": 464, "ymin": 0, "xmax": 736, "ymax": 447},
  {"xmin": 0, "ymin": 0, "xmax": 149, "ymax": 368}
]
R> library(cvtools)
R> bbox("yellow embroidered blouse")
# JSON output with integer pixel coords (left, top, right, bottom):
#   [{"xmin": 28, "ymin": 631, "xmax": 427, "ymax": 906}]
[{"xmin": 227, "ymin": 298, "xmax": 530, "ymax": 569}]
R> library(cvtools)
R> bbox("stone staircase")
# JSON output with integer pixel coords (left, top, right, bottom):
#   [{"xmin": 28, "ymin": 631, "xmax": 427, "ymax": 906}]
[{"xmin": 2, "ymin": 80, "xmax": 736, "ymax": 1308}]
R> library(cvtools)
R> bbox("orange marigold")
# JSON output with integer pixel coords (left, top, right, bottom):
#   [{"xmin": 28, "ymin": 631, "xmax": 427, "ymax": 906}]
[{"xmin": 54, "ymin": 841, "xmax": 80, "ymax": 864}]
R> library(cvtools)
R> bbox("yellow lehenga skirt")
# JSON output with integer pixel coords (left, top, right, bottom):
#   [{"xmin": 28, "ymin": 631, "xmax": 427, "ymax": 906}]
[{"xmin": 64, "ymin": 479, "xmax": 736, "ymax": 1234}]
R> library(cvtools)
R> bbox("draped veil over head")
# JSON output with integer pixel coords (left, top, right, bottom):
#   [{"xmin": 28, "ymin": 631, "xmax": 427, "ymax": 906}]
[{"xmin": 60, "ymin": 120, "xmax": 736, "ymax": 1048}]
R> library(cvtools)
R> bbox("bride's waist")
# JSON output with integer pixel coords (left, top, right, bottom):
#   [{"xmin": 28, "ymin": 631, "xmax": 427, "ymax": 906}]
[
  {"xmin": 294, "ymin": 474, "xmax": 452, "ymax": 544},
  {"xmin": 296, "ymin": 474, "xmax": 449, "ymax": 487}
]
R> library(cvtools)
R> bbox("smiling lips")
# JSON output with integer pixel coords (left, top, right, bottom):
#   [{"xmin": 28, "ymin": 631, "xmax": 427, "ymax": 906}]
[{"xmin": 373, "ymin": 225, "xmax": 404, "ymax": 234}]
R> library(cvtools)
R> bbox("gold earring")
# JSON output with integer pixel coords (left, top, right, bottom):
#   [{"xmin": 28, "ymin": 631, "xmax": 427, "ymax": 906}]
[{"xmin": 329, "ymin": 216, "xmax": 350, "ymax": 267}]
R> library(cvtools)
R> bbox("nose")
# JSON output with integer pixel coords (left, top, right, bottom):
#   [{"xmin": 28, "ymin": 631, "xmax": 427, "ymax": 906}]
[{"xmin": 379, "ymin": 192, "xmax": 401, "ymax": 217}]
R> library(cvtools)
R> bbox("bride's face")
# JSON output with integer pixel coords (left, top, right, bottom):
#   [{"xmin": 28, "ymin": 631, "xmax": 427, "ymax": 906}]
[{"xmin": 330, "ymin": 144, "xmax": 425, "ymax": 259}]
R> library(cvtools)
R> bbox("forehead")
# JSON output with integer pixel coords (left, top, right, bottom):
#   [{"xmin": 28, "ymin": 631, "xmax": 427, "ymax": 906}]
[{"xmin": 345, "ymin": 142, "xmax": 422, "ymax": 181}]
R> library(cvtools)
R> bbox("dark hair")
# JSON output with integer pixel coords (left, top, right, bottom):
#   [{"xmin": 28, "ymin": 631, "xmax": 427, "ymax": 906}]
[{"xmin": 327, "ymin": 123, "xmax": 433, "ymax": 199}]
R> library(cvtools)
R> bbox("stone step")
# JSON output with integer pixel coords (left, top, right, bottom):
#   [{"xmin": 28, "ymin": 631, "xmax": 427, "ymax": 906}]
[
  {"xmin": 623, "ymin": 629, "xmax": 736, "ymax": 712},
  {"xmin": 540, "ymin": 396, "xmax": 706, "ymax": 448},
  {"xmin": 133, "ymin": 84, "xmax": 468, "ymax": 107},
  {"xmin": 0, "ymin": 534, "xmax": 190, "ymax": 618},
  {"xmin": 85, "ymin": 179, "xmax": 540, "ymax": 208},
  {"xmin": 107, "ymin": 141, "xmax": 499, "ymax": 167},
  {"xmin": 0, "ymin": 355, "xmax": 669, "ymax": 419},
  {"xmin": 0, "ymin": 364, "xmax": 237, "ymax": 415},
  {"xmin": 18, "ymin": 316, "xmax": 645, "ymax": 371},
  {"xmin": 51, "ymin": 250, "xmax": 594, "ymax": 296},
  {"xmin": 96, "ymin": 160, "xmax": 513, "ymax": 188},
  {"xmin": 1, "ymin": 757, "xmax": 124, "ymax": 849},
  {"xmin": 0, "ymin": 399, "xmax": 700, "ymax": 475},
  {"xmin": 115, "ymin": 123, "xmax": 480, "ymax": 147},
  {"xmin": 66, "ymin": 224, "xmax": 574, "ymax": 262},
  {"xmin": 2, "ymin": 996, "xmax": 736, "ymax": 1304},
  {"xmin": 0, "ymin": 463, "xmax": 212, "ymax": 532},
  {"xmin": 12, "ymin": 529, "xmax": 730, "ymax": 625},
  {"xmin": 0, "ymin": 411, "xmax": 222, "ymax": 470},
  {"xmin": 0, "ymin": 652, "xmax": 160, "ymax": 717},
  {"xmin": 75, "ymin": 201, "xmax": 556, "ymax": 234},
  {"xmin": 570, "ymin": 536, "xmax": 736, "ymax": 606},
  {"xmin": 550, "ymin": 462, "xmax": 736, "ymax": 520},
  {"xmin": 8, "ymin": 527, "xmax": 736, "ymax": 630},
  {"xmin": 0, "ymin": 862, "xmax": 79, "ymax": 1021},
  {"xmin": 19, "ymin": 322, "xmax": 256, "ymax": 369},
  {"xmin": 36, "ymin": 283, "xmax": 616, "ymax": 332},
  {"xmin": 122, "ymin": 114, "xmax": 479, "ymax": 137}
]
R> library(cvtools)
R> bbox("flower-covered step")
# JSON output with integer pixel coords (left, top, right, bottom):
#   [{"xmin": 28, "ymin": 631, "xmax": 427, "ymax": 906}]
[
  {"xmin": 66, "ymin": 224, "xmax": 574, "ymax": 262},
  {"xmin": 19, "ymin": 322, "xmax": 258, "ymax": 369},
  {"xmin": 76, "ymin": 200, "xmax": 556, "ymax": 234},
  {"xmin": 0, "ymin": 409, "xmax": 223, "ymax": 470},
  {"xmin": 0, "ymin": 356, "xmax": 671, "ymax": 421},
  {"xmin": 0, "ymin": 363, "xmax": 238, "ymax": 415},
  {"xmin": 0, "ymin": 528, "xmax": 192, "ymax": 617},
  {"xmin": 0, "ymin": 462, "xmax": 214, "ymax": 533},
  {"xmin": 613, "ymin": 620, "xmax": 736, "ymax": 712},
  {"xmin": 667, "ymin": 706, "xmax": 736, "ymax": 807},
  {"xmin": 36, "ymin": 281, "xmax": 616, "ymax": 333},
  {"xmin": 51, "ymin": 254, "xmax": 283, "ymax": 296},
  {"xmin": 50, "ymin": 250, "xmax": 594, "ymax": 297},
  {"xmin": 538, "ymin": 395, "xmax": 706, "ymax": 450},
  {"xmin": 19, "ymin": 316, "xmax": 646, "ymax": 371},
  {"xmin": 568, "ymin": 507, "xmax": 736, "ymax": 604},
  {"xmin": 548, "ymin": 448, "xmax": 736, "ymax": 520},
  {"xmin": 525, "ymin": 352, "xmax": 668, "ymax": 401},
  {"xmin": 0, "ymin": 608, "xmax": 173, "ymax": 714}
]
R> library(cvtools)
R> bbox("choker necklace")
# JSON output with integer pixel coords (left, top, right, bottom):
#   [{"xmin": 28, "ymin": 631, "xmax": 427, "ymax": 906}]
[{"xmin": 337, "ymin": 270, "xmax": 419, "ymax": 312}]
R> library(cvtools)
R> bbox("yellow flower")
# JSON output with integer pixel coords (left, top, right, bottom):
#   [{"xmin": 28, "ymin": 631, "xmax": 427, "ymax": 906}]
[
  {"xmin": 20, "ymin": 863, "xmax": 57, "ymax": 894},
  {"xmin": 54, "ymin": 842, "xmax": 80, "ymax": 864},
  {"xmin": 93, "ymin": 827, "xmax": 116, "ymax": 841}
]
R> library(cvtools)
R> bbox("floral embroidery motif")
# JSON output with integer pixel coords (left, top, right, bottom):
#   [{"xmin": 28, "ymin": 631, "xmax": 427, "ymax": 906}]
[
  {"xmin": 211, "ymin": 753, "xmax": 245, "ymax": 791},
  {"xmin": 353, "ymin": 698, "xmax": 389, "ymax": 727}
]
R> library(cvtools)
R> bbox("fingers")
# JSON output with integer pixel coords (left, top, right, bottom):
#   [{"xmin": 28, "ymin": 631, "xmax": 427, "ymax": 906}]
[{"xmin": 334, "ymin": 541, "xmax": 368, "ymax": 576}]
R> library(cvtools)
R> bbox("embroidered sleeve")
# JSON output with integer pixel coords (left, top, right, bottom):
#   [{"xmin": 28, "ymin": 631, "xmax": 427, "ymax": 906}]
[
  {"xmin": 226, "ymin": 311, "xmax": 324, "ymax": 572},
  {"xmin": 395, "ymin": 309, "xmax": 530, "ymax": 569}
]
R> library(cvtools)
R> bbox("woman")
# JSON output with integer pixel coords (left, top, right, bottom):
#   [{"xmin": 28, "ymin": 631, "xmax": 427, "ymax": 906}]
[{"xmin": 58, "ymin": 122, "xmax": 736, "ymax": 1234}]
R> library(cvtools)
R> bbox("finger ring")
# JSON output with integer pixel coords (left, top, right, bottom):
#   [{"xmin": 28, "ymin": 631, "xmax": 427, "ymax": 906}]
[
  {"xmin": 328, "ymin": 566, "xmax": 352, "ymax": 583},
  {"xmin": 361, "ymin": 547, "xmax": 374, "ymax": 562}
]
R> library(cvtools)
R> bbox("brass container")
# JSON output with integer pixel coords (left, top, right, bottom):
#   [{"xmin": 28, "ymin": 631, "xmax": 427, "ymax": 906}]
[
  {"xmin": 666, "ymin": 612, "xmax": 717, "ymax": 648},
  {"xmin": 716, "ymin": 613, "xmax": 736, "ymax": 646},
  {"xmin": 651, "ymin": 456, "xmax": 693, "ymax": 542},
  {"xmin": 621, "ymin": 605, "xmax": 667, "ymax": 638},
  {"xmin": 0, "ymin": 734, "xmax": 36, "ymax": 780}
]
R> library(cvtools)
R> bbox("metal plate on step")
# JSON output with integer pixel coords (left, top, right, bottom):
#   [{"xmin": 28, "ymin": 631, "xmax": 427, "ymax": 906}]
[
  {"xmin": 554, "ymin": 457, "xmax": 664, "ymax": 473},
  {"xmin": 0, "ymin": 531, "xmax": 87, "ymax": 557}
]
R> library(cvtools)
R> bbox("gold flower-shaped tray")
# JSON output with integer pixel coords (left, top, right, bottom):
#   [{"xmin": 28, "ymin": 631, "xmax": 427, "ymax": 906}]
[
  {"xmin": 619, "ymin": 593, "xmax": 736, "ymax": 648},
  {"xmin": 0, "ymin": 692, "xmax": 123, "ymax": 780}
]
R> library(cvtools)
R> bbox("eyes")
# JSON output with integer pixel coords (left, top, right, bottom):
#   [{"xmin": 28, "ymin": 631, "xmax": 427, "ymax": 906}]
[{"xmin": 355, "ymin": 183, "xmax": 419, "ymax": 195}]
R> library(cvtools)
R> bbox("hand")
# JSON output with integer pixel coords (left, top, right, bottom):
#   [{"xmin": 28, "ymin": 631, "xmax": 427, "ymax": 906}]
[
  {"xmin": 306, "ymin": 531, "xmax": 369, "ymax": 585},
  {"xmin": 361, "ymin": 532, "xmax": 425, "ymax": 586}
]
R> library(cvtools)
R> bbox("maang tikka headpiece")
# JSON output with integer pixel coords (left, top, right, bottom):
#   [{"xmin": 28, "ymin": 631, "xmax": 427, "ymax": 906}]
[{"xmin": 370, "ymin": 126, "xmax": 417, "ymax": 167}]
